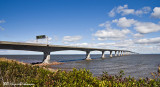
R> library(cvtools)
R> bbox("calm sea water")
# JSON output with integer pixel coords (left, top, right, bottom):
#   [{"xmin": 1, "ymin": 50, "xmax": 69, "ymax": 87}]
[{"xmin": 0, "ymin": 54, "xmax": 160, "ymax": 78}]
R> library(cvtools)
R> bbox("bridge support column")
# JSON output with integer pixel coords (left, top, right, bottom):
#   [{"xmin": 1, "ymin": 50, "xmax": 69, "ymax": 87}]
[
  {"xmin": 42, "ymin": 51, "xmax": 51, "ymax": 63},
  {"xmin": 123, "ymin": 52, "xmax": 125, "ymax": 56},
  {"xmin": 121, "ymin": 51, "xmax": 123, "ymax": 56},
  {"xmin": 115, "ymin": 51, "xmax": 117, "ymax": 56},
  {"xmin": 101, "ymin": 51, "xmax": 105, "ymax": 58},
  {"xmin": 121, "ymin": 51, "xmax": 122, "ymax": 56},
  {"xmin": 86, "ymin": 51, "xmax": 91, "ymax": 60},
  {"xmin": 118, "ymin": 51, "xmax": 120, "ymax": 56},
  {"xmin": 110, "ymin": 51, "xmax": 112, "ymax": 58}
]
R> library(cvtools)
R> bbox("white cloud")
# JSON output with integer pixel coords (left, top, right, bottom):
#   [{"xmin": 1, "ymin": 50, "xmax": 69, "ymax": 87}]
[
  {"xmin": 95, "ymin": 20, "xmax": 132, "ymax": 41},
  {"xmin": 108, "ymin": 8, "xmax": 116, "ymax": 17},
  {"xmin": 157, "ymin": 44, "xmax": 160, "ymax": 46},
  {"xmin": 134, "ymin": 22, "xmax": 160, "ymax": 34},
  {"xmin": 151, "ymin": 7, "xmax": 160, "ymax": 18},
  {"xmin": 135, "ymin": 7, "xmax": 151, "ymax": 15},
  {"xmin": 99, "ymin": 21, "xmax": 112, "ymax": 29},
  {"xmin": 63, "ymin": 36, "xmax": 82, "ymax": 43},
  {"xmin": 131, "ymin": 45, "xmax": 160, "ymax": 54},
  {"xmin": 0, "ymin": 20, "xmax": 5, "ymax": 24},
  {"xmin": 94, "ymin": 29, "xmax": 131, "ymax": 40},
  {"xmin": 109, "ymin": 5, "xmax": 151, "ymax": 17},
  {"xmin": 114, "ymin": 39, "xmax": 134, "ymax": 48},
  {"xmin": 59, "ymin": 40, "xmax": 160, "ymax": 54},
  {"xmin": 66, "ymin": 39, "xmax": 135, "ymax": 51},
  {"xmin": 0, "ymin": 50, "xmax": 8, "ymax": 53},
  {"xmin": 133, "ymin": 33, "xmax": 144, "ymax": 38},
  {"xmin": 135, "ymin": 37, "xmax": 160, "ymax": 44},
  {"xmin": 68, "ymin": 43, "xmax": 90, "ymax": 47},
  {"xmin": 0, "ymin": 19, "xmax": 5, "ymax": 30},
  {"xmin": 0, "ymin": 26, "xmax": 4, "ymax": 30},
  {"xmin": 112, "ymin": 17, "xmax": 136, "ymax": 28},
  {"xmin": 68, "ymin": 42, "xmax": 117, "ymax": 49},
  {"xmin": 0, "ymin": 50, "xmax": 41, "ymax": 55},
  {"xmin": 112, "ymin": 17, "xmax": 160, "ymax": 34},
  {"xmin": 53, "ymin": 35, "xmax": 58, "ymax": 41},
  {"xmin": 116, "ymin": 5, "xmax": 134, "ymax": 15}
]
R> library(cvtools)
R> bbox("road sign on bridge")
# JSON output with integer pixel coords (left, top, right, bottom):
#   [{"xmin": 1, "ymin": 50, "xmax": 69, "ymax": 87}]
[
  {"xmin": 36, "ymin": 35, "xmax": 48, "ymax": 45},
  {"xmin": 36, "ymin": 35, "xmax": 46, "ymax": 39}
]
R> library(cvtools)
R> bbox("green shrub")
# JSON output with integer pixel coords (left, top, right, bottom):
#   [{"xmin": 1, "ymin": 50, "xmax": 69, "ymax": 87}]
[
  {"xmin": 0, "ymin": 60, "xmax": 160, "ymax": 87},
  {"xmin": 52, "ymin": 68, "xmax": 99, "ymax": 87}
]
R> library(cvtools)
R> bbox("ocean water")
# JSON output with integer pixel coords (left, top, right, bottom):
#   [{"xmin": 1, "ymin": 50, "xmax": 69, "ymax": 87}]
[{"xmin": 0, "ymin": 54, "xmax": 160, "ymax": 78}]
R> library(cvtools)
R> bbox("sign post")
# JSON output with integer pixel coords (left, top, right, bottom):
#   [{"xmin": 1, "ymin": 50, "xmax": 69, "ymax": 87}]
[{"xmin": 36, "ymin": 35, "xmax": 48, "ymax": 45}]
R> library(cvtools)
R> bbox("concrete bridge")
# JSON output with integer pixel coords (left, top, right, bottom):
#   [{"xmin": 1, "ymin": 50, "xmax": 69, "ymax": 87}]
[{"xmin": 0, "ymin": 41, "xmax": 135, "ymax": 63}]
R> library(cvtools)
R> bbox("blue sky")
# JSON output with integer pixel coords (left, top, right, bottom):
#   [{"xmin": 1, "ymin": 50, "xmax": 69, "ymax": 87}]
[{"xmin": 0, "ymin": 0, "xmax": 160, "ymax": 54}]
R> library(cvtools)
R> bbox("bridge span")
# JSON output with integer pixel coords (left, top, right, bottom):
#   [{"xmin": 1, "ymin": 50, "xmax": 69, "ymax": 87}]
[{"xmin": 0, "ymin": 41, "xmax": 135, "ymax": 63}]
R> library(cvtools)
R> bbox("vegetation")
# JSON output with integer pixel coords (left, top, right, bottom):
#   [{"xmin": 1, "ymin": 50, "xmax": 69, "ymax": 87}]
[{"xmin": 0, "ymin": 58, "xmax": 160, "ymax": 87}]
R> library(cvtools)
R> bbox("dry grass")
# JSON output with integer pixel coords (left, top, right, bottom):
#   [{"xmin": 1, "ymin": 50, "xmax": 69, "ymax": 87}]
[
  {"xmin": 0, "ymin": 57, "xmax": 59, "ymax": 72},
  {"xmin": 0, "ymin": 57, "xmax": 27, "ymax": 65},
  {"xmin": 33, "ymin": 61, "xmax": 64, "ymax": 66}
]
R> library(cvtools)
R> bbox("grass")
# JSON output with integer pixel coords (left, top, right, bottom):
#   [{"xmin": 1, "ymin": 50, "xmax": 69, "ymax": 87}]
[{"xmin": 0, "ymin": 58, "xmax": 160, "ymax": 87}]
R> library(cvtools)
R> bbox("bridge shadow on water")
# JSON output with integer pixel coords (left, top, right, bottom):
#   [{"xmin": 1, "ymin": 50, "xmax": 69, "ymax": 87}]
[
  {"xmin": 58, "ymin": 57, "xmax": 101, "ymax": 62},
  {"xmin": 31, "ymin": 62, "xmax": 43, "ymax": 65},
  {"xmin": 30, "ymin": 58, "xmax": 100, "ymax": 64},
  {"xmin": 59, "ymin": 59, "xmax": 84, "ymax": 62}
]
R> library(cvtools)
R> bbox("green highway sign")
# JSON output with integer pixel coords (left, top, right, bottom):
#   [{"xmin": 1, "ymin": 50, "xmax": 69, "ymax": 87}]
[{"xmin": 36, "ymin": 35, "xmax": 46, "ymax": 39}]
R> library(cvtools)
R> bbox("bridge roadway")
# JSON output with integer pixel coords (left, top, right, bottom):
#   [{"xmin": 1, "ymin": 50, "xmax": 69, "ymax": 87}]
[{"xmin": 0, "ymin": 41, "xmax": 134, "ymax": 63}]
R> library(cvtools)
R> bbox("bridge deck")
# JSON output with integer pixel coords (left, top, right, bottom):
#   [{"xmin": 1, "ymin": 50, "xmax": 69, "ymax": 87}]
[{"xmin": 0, "ymin": 41, "xmax": 130, "ymax": 52}]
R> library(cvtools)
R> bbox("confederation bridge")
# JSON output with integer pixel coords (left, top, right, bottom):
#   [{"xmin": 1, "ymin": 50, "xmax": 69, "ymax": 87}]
[{"xmin": 0, "ymin": 41, "xmax": 135, "ymax": 63}]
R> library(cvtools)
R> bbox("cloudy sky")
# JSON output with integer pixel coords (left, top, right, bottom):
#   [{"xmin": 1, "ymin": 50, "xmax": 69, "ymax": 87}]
[{"xmin": 0, "ymin": 0, "xmax": 160, "ymax": 54}]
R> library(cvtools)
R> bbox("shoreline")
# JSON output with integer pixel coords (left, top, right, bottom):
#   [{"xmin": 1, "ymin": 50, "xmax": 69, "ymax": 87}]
[
  {"xmin": 0, "ymin": 57, "xmax": 64, "ymax": 72},
  {"xmin": 0, "ymin": 57, "xmax": 160, "ymax": 86}
]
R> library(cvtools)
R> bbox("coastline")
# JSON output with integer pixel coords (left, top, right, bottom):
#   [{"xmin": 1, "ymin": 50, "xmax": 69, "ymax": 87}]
[
  {"xmin": 0, "ymin": 57, "xmax": 159, "ymax": 86},
  {"xmin": 0, "ymin": 57, "xmax": 63, "ymax": 72}
]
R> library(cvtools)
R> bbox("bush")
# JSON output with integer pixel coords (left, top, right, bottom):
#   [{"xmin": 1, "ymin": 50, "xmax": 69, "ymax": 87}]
[
  {"xmin": 0, "ymin": 59, "xmax": 160, "ymax": 87},
  {"xmin": 52, "ymin": 68, "xmax": 99, "ymax": 87}
]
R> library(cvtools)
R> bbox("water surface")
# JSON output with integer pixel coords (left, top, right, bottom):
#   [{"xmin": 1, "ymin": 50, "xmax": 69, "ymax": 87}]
[{"xmin": 0, "ymin": 54, "xmax": 159, "ymax": 78}]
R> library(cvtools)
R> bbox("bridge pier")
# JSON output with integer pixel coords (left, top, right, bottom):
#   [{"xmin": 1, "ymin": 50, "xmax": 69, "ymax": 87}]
[
  {"xmin": 123, "ymin": 51, "xmax": 124, "ymax": 56},
  {"xmin": 121, "ymin": 51, "xmax": 123, "ymax": 56},
  {"xmin": 118, "ymin": 51, "xmax": 120, "ymax": 56},
  {"xmin": 110, "ymin": 51, "xmax": 112, "ymax": 58},
  {"xmin": 86, "ymin": 51, "xmax": 91, "ymax": 60},
  {"xmin": 123, "ymin": 52, "xmax": 125, "ymax": 56},
  {"xmin": 42, "ymin": 51, "xmax": 51, "ymax": 63},
  {"xmin": 115, "ymin": 51, "xmax": 117, "ymax": 56},
  {"xmin": 101, "ymin": 51, "xmax": 105, "ymax": 58}
]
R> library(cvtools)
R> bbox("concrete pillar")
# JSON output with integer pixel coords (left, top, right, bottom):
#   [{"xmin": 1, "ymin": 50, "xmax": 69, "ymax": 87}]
[
  {"xmin": 101, "ymin": 51, "xmax": 105, "ymax": 58},
  {"xmin": 121, "ymin": 51, "xmax": 123, "ymax": 56},
  {"xmin": 110, "ymin": 51, "xmax": 112, "ymax": 58},
  {"xmin": 115, "ymin": 51, "xmax": 117, "ymax": 56},
  {"xmin": 86, "ymin": 51, "xmax": 91, "ymax": 60},
  {"xmin": 123, "ymin": 51, "xmax": 125, "ymax": 56},
  {"xmin": 123, "ymin": 52, "xmax": 125, "ymax": 56},
  {"xmin": 118, "ymin": 51, "xmax": 120, "ymax": 56},
  {"xmin": 122, "ymin": 51, "xmax": 124, "ymax": 56},
  {"xmin": 42, "ymin": 51, "xmax": 50, "ymax": 63}
]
